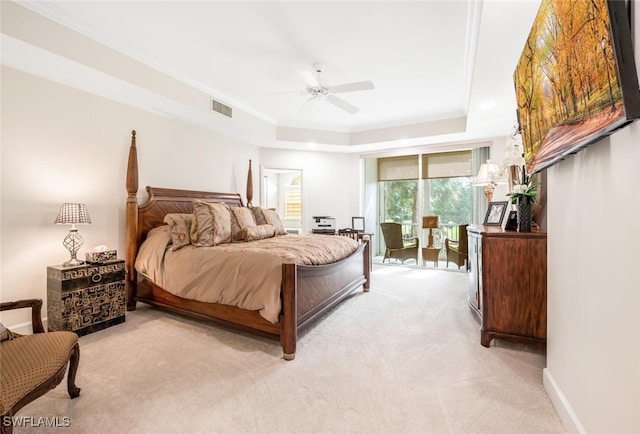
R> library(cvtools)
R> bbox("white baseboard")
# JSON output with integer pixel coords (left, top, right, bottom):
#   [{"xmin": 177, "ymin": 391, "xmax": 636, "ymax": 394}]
[
  {"xmin": 543, "ymin": 368, "xmax": 587, "ymax": 434},
  {"xmin": 5, "ymin": 318, "xmax": 48, "ymax": 335}
]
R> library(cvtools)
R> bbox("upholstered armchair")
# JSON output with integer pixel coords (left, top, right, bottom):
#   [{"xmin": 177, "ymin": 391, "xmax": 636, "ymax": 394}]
[
  {"xmin": 445, "ymin": 224, "xmax": 469, "ymax": 269},
  {"xmin": 0, "ymin": 299, "xmax": 80, "ymax": 433},
  {"xmin": 380, "ymin": 222, "xmax": 419, "ymax": 264}
]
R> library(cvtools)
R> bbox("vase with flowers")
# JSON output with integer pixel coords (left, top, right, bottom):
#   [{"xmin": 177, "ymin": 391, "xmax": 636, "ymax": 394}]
[
  {"xmin": 508, "ymin": 169, "xmax": 538, "ymax": 232},
  {"xmin": 504, "ymin": 125, "xmax": 538, "ymax": 232}
]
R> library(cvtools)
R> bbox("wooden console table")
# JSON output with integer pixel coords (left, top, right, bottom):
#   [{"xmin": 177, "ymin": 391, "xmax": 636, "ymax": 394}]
[{"xmin": 467, "ymin": 225, "xmax": 547, "ymax": 347}]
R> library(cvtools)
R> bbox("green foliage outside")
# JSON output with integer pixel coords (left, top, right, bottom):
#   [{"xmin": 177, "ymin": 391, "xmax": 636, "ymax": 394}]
[
  {"xmin": 381, "ymin": 177, "xmax": 472, "ymax": 227},
  {"xmin": 427, "ymin": 177, "xmax": 473, "ymax": 225},
  {"xmin": 382, "ymin": 181, "xmax": 417, "ymax": 224}
]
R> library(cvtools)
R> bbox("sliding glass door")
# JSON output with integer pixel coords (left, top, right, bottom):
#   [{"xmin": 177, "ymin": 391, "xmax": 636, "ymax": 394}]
[
  {"xmin": 423, "ymin": 177, "xmax": 473, "ymax": 245},
  {"xmin": 421, "ymin": 151, "xmax": 474, "ymax": 243},
  {"xmin": 376, "ymin": 150, "xmax": 476, "ymax": 257},
  {"xmin": 380, "ymin": 179, "xmax": 419, "ymax": 238}
]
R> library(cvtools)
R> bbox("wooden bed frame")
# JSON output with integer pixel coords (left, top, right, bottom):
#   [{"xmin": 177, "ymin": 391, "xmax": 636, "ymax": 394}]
[{"xmin": 124, "ymin": 131, "xmax": 371, "ymax": 360}]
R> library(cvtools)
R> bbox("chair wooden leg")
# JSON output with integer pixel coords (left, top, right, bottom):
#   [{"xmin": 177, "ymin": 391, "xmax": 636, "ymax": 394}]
[{"xmin": 67, "ymin": 343, "xmax": 81, "ymax": 398}]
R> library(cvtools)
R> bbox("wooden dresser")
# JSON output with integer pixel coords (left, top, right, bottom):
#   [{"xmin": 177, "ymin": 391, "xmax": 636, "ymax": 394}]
[{"xmin": 467, "ymin": 225, "xmax": 547, "ymax": 347}]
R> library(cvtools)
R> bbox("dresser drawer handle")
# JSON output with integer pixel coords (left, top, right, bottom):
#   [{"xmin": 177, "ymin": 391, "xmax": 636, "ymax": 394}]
[{"xmin": 91, "ymin": 274, "xmax": 102, "ymax": 283}]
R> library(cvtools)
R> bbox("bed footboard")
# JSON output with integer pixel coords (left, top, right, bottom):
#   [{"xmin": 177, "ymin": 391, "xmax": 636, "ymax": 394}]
[
  {"xmin": 279, "ymin": 239, "xmax": 370, "ymax": 360},
  {"xmin": 280, "ymin": 255, "xmax": 297, "ymax": 360}
]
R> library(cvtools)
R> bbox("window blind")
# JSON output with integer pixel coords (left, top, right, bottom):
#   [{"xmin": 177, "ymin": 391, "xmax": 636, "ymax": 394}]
[
  {"xmin": 285, "ymin": 189, "xmax": 302, "ymax": 218},
  {"xmin": 377, "ymin": 155, "xmax": 419, "ymax": 181},
  {"xmin": 422, "ymin": 150, "xmax": 472, "ymax": 179}
]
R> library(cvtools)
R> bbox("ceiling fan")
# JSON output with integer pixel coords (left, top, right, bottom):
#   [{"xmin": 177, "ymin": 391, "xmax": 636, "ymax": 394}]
[{"xmin": 296, "ymin": 63, "xmax": 375, "ymax": 115}]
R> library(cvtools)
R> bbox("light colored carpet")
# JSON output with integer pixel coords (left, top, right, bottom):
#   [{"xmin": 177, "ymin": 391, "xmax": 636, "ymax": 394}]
[{"xmin": 16, "ymin": 265, "xmax": 565, "ymax": 433}]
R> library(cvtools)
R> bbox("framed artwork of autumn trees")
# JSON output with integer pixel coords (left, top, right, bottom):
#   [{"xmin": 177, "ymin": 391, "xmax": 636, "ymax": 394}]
[{"xmin": 514, "ymin": 0, "xmax": 640, "ymax": 174}]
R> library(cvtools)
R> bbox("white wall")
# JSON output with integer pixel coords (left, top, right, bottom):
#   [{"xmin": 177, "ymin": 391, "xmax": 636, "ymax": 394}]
[
  {"xmin": 259, "ymin": 148, "xmax": 361, "ymax": 233},
  {"xmin": 0, "ymin": 66, "xmax": 259, "ymax": 327},
  {"xmin": 544, "ymin": 123, "xmax": 640, "ymax": 432},
  {"xmin": 542, "ymin": 3, "xmax": 640, "ymax": 428}
]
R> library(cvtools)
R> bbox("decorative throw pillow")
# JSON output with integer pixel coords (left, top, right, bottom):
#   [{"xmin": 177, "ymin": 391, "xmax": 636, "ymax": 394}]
[
  {"xmin": 260, "ymin": 208, "xmax": 286, "ymax": 235},
  {"xmin": 250, "ymin": 206, "xmax": 266, "ymax": 225},
  {"xmin": 0, "ymin": 323, "xmax": 10, "ymax": 341},
  {"xmin": 229, "ymin": 206, "xmax": 257, "ymax": 241},
  {"xmin": 163, "ymin": 213, "xmax": 192, "ymax": 251},
  {"xmin": 239, "ymin": 224, "xmax": 276, "ymax": 241},
  {"xmin": 190, "ymin": 200, "xmax": 232, "ymax": 246}
]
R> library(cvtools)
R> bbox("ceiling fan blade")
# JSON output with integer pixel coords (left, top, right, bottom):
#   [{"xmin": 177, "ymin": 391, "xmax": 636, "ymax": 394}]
[
  {"xmin": 326, "ymin": 95, "xmax": 359, "ymax": 114},
  {"xmin": 298, "ymin": 97, "xmax": 316, "ymax": 115},
  {"xmin": 298, "ymin": 70, "xmax": 318, "ymax": 87},
  {"xmin": 328, "ymin": 80, "xmax": 375, "ymax": 94}
]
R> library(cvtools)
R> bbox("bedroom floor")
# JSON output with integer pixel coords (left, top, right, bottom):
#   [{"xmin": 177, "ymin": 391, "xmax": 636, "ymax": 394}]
[
  {"xmin": 373, "ymin": 254, "xmax": 461, "ymax": 270},
  {"xmin": 17, "ymin": 264, "xmax": 565, "ymax": 433}
]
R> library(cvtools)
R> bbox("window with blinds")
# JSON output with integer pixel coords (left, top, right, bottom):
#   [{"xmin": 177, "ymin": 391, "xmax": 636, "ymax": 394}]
[
  {"xmin": 377, "ymin": 155, "xmax": 419, "ymax": 181},
  {"xmin": 377, "ymin": 151, "xmax": 472, "ymax": 181},
  {"xmin": 285, "ymin": 189, "xmax": 302, "ymax": 219},
  {"xmin": 377, "ymin": 151, "xmax": 474, "ymax": 235},
  {"xmin": 422, "ymin": 150, "xmax": 472, "ymax": 179}
]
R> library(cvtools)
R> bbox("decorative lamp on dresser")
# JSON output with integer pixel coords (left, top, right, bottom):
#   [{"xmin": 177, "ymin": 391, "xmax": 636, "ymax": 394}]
[
  {"xmin": 467, "ymin": 225, "xmax": 547, "ymax": 347},
  {"xmin": 47, "ymin": 260, "xmax": 126, "ymax": 336}
]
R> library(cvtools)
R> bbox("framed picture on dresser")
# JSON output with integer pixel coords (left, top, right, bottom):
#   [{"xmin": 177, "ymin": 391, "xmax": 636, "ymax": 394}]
[
  {"xmin": 503, "ymin": 210, "xmax": 518, "ymax": 231},
  {"xmin": 351, "ymin": 217, "xmax": 365, "ymax": 232},
  {"xmin": 483, "ymin": 201, "xmax": 508, "ymax": 226}
]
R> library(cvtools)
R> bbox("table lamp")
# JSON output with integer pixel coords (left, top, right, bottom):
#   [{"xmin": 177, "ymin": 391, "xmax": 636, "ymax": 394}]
[
  {"xmin": 473, "ymin": 159, "xmax": 505, "ymax": 203},
  {"xmin": 54, "ymin": 203, "xmax": 91, "ymax": 267},
  {"xmin": 422, "ymin": 216, "xmax": 439, "ymax": 248}
]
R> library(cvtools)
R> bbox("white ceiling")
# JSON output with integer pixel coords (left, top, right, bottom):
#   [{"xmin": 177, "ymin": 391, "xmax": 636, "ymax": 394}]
[{"xmin": 12, "ymin": 0, "xmax": 541, "ymax": 153}]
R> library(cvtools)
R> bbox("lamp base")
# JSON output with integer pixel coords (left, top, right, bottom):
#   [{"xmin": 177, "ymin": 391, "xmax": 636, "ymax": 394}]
[
  {"xmin": 484, "ymin": 185, "xmax": 495, "ymax": 204},
  {"xmin": 62, "ymin": 228, "xmax": 84, "ymax": 268},
  {"xmin": 63, "ymin": 258, "xmax": 84, "ymax": 268},
  {"xmin": 427, "ymin": 228, "xmax": 434, "ymax": 248}
]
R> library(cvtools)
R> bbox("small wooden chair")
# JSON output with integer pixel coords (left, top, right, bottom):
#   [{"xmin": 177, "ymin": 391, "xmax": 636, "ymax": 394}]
[
  {"xmin": 445, "ymin": 224, "xmax": 469, "ymax": 269},
  {"xmin": 0, "ymin": 299, "xmax": 80, "ymax": 433},
  {"xmin": 380, "ymin": 222, "xmax": 419, "ymax": 264}
]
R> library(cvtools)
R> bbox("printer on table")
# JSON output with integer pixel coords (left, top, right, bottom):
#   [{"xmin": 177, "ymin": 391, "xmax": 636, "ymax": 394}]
[{"xmin": 311, "ymin": 216, "xmax": 336, "ymax": 234}]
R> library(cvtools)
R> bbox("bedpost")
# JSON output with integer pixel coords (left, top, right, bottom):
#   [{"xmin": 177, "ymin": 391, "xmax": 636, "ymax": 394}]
[
  {"xmin": 280, "ymin": 254, "xmax": 297, "ymax": 361},
  {"xmin": 125, "ymin": 130, "xmax": 139, "ymax": 311},
  {"xmin": 362, "ymin": 235, "xmax": 371, "ymax": 292},
  {"xmin": 246, "ymin": 159, "xmax": 253, "ymax": 207}
]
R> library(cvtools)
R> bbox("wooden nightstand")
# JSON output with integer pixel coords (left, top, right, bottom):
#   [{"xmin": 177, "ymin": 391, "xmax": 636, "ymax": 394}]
[{"xmin": 47, "ymin": 260, "xmax": 126, "ymax": 336}]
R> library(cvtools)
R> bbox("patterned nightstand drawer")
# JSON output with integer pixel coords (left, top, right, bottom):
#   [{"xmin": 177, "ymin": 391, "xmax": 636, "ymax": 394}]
[{"xmin": 47, "ymin": 260, "xmax": 125, "ymax": 336}]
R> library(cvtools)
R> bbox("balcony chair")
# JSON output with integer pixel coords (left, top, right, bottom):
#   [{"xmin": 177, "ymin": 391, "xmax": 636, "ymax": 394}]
[
  {"xmin": 445, "ymin": 224, "xmax": 469, "ymax": 269},
  {"xmin": 0, "ymin": 299, "xmax": 80, "ymax": 434},
  {"xmin": 380, "ymin": 222, "xmax": 419, "ymax": 264}
]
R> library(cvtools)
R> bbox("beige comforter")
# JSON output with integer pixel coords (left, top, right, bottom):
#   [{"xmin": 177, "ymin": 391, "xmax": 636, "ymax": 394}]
[{"xmin": 135, "ymin": 226, "xmax": 359, "ymax": 323}]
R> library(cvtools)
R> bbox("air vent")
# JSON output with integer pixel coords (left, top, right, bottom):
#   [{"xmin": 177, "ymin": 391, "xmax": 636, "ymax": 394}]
[{"xmin": 211, "ymin": 98, "xmax": 232, "ymax": 118}]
